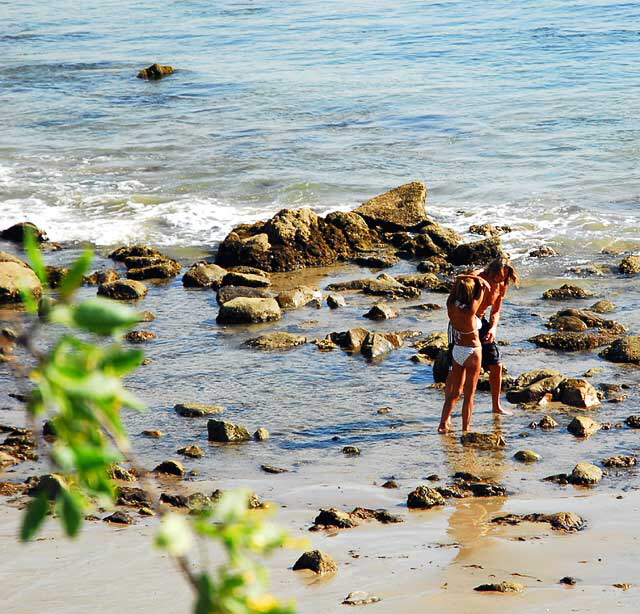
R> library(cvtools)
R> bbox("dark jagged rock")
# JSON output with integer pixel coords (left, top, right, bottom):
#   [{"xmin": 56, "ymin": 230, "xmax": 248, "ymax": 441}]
[
  {"xmin": 474, "ymin": 582, "xmax": 522, "ymax": 593},
  {"xmin": 116, "ymin": 486, "xmax": 152, "ymax": 508},
  {"xmin": 492, "ymin": 512, "xmax": 585, "ymax": 532},
  {"xmin": 109, "ymin": 245, "xmax": 164, "ymax": 261},
  {"xmin": 542, "ymin": 284, "xmax": 593, "ymax": 300},
  {"xmin": 207, "ymin": 420, "xmax": 251, "ymax": 442},
  {"xmin": 1, "ymin": 222, "xmax": 48, "ymax": 243},
  {"xmin": 137, "ymin": 63, "xmax": 175, "ymax": 80},
  {"xmin": 126, "ymin": 259, "xmax": 181, "ymax": 280},
  {"xmin": 619, "ymin": 255, "xmax": 640, "ymax": 274},
  {"xmin": 624, "ymin": 415, "xmax": 640, "ymax": 429},
  {"xmin": 153, "ymin": 460, "xmax": 185, "ymax": 478},
  {"xmin": 353, "ymin": 252, "xmax": 400, "ymax": 268},
  {"xmin": 160, "ymin": 493, "xmax": 189, "ymax": 508},
  {"xmin": 84, "ymin": 269, "xmax": 120, "ymax": 286},
  {"xmin": 125, "ymin": 330, "xmax": 156, "ymax": 343},
  {"xmin": 602, "ymin": 455, "xmax": 636, "ymax": 468},
  {"xmin": 175, "ymin": 403, "xmax": 223, "ymax": 417},
  {"xmin": 406, "ymin": 485, "xmax": 446, "ymax": 509},
  {"xmin": 104, "ymin": 511, "xmax": 134, "ymax": 525},
  {"xmin": 449, "ymin": 237, "xmax": 502, "ymax": 266},
  {"xmin": 529, "ymin": 245, "xmax": 557, "ymax": 258},
  {"xmin": 469, "ymin": 223, "xmax": 511, "ymax": 237}
]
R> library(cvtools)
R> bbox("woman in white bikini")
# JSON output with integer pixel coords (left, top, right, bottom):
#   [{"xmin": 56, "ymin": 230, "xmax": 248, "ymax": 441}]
[{"xmin": 437, "ymin": 275, "xmax": 489, "ymax": 433}]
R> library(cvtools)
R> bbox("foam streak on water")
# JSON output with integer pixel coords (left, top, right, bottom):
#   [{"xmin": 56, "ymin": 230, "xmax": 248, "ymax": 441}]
[{"xmin": 0, "ymin": 0, "xmax": 638, "ymax": 250}]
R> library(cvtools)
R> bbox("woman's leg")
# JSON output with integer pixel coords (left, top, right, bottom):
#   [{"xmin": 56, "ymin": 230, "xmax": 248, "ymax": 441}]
[
  {"xmin": 439, "ymin": 362, "xmax": 465, "ymax": 433},
  {"xmin": 461, "ymin": 351, "xmax": 482, "ymax": 432}
]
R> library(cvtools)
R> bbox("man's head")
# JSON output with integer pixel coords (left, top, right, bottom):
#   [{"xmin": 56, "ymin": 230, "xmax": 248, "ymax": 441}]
[{"xmin": 484, "ymin": 256, "xmax": 519, "ymax": 286}]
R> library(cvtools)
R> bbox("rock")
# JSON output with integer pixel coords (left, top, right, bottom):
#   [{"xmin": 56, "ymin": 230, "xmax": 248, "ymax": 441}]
[
  {"xmin": 599, "ymin": 336, "xmax": 640, "ymax": 364},
  {"xmin": 83, "ymin": 269, "xmax": 120, "ymax": 286},
  {"xmin": 394, "ymin": 272, "xmax": 448, "ymax": 291},
  {"xmin": 175, "ymin": 403, "xmax": 224, "ymax": 418},
  {"xmin": 313, "ymin": 508, "xmax": 360, "ymax": 529},
  {"xmin": 624, "ymin": 415, "xmax": 640, "ymax": 428},
  {"xmin": 216, "ymin": 207, "xmax": 375, "ymax": 272},
  {"xmin": 125, "ymin": 330, "xmax": 156, "ymax": 343},
  {"xmin": 116, "ymin": 486, "xmax": 153, "ymax": 507},
  {"xmin": 360, "ymin": 332, "xmax": 397, "ymax": 361},
  {"xmin": 104, "ymin": 511, "xmax": 134, "ymax": 525},
  {"xmin": 406, "ymin": 485, "xmax": 446, "ymax": 509},
  {"xmin": 153, "ymin": 460, "xmax": 185, "ymax": 478},
  {"xmin": 327, "ymin": 294, "xmax": 346, "ymax": 309},
  {"xmin": 590, "ymin": 300, "xmax": 615, "ymax": 314},
  {"xmin": 602, "ymin": 455, "xmax": 636, "ymax": 468},
  {"xmin": 569, "ymin": 462, "xmax": 603, "ymax": 485},
  {"xmin": 260, "ymin": 464, "xmax": 288, "ymax": 474},
  {"xmin": 413, "ymin": 331, "xmax": 449, "ymax": 359},
  {"xmin": 547, "ymin": 315, "xmax": 588, "ymax": 332},
  {"xmin": 543, "ymin": 473, "xmax": 570, "ymax": 485},
  {"xmin": 558, "ymin": 379, "xmax": 600, "ymax": 409},
  {"xmin": 222, "ymin": 271, "xmax": 271, "ymax": 288},
  {"xmin": 108, "ymin": 464, "xmax": 136, "ymax": 481},
  {"xmin": 382, "ymin": 480, "xmax": 398, "ymax": 489},
  {"xmin": 216, "ymin": 297, "xmax": 281, "ymax": 324},
  {"xmin": 330, "ymin": 327, "xmax": 370, "ymax": 352},
  {"xmin": 559, "ymin": 577, "xmax": 578, "ymax": 585},
  {"xmin": 354, "ymin": 252, "xmax": 400, "ymax": 268},
  {"xmin": 449, "ymin": 237, "xmax": 503, "ymax": 266},
  {"xmin": 275, "ymin": 286, "xmax": 319, "ymax": 309},
  {"xmin": 207, "ymin": 420, "xmax": 251, "ymax": 442},
  {"xmin": 97, "ymin": 279, "xmax": 147, "ymax": 300},
  {"xmin": 506, "ymin": 375, "xmax": 565, "ymax": 404},
  {"xmin": 0, "ymin": 451, "xmax": 20, "ymax": 470},
  {"xmin": 537, "ymin": 415, "xmax": 559, "ymax": 429},
  {"xmin": 342, "ymin": 446, "xmax": 361, "ymax": 455},
  {"xmin": 613, "ymin": 583, "xmax": 632, "ymax": 591},
  {"xmin": 362, "ymin": 277, "xmax": 421, "ymax": 299},
  {"xmin": 142, "ymin": 429, "xmax": 163, "ymax": 438},
  {"xmin": 542, "ymin": 284, "xmax": 593, "ymax": 300},
  {"xmin": 177, "ymin": 445, "xmax": 203, "ymax": 459},
  {"xmin": 567, "ymin": 416, "xmax": 601, "ymax": 438},
  {"xmin": 1, "ymin": 222, "xmax": 48, "ymax": 243},
  {"xmin": 548, "ymin": 308, "xmax": 625, "ymax": 334},
  {"xmin": 529, "ymin": 332, "xmax": 616, "ymax": 351},
  {"xmin": 292, "ymin": 550, "xmax": 337, "ymax": 575},
  {"xmin": 460, "ymin": 432, "xmax": 506, "ymax": 448},
  {"xmin": 228, "ymin": 266, "xmax": 270, "ymax": 277},
  {"xmin": 44, "ymin": 266, "xmax": 68, "ymax": 288},
  {"xmin": 469, "ymin": 223, "xmax": 511, "ymax": 236},
  {"xmin": 619, "ymin": 255, "xmax": 640, "ymax": 274},
  {"xmin": 216, "ymin": 285, "xmax": 273, "ymax": 305},
  {"xmin": 363, "ymin": 303, "xmax": 398, "ymax": 320},
  {"xmin": 354, "ymin": 181, "xmax": 427, "ymax": 231},
  {"xmin": 342, "ymin": 591, "xmax": 381, "ymax": 606},
  {"xmin": 253, "ymin": 427, "xmax": 269, "ymax": 441},
  {"xmin": 210, "ymin": 489, "xmax": 264, "ymax": 509},
  {"xmin": 160, "ymin": 493, "xmax": 189, "ymax": 508},
  {"xmin": 137, "ymin": 63, "xmax": 174, "ymax": 80},
  {"xmin": 0, "ymin": 252, "xmax": 43, "ymax": 304},
  {"xmin": 244, "ymin": 332, "xmax": 307, "ymax": 350},
  {"xmin": 182, "ymin": 262, "xmax": 227, "ymax": 288},
  {"xmin": 474, "ymin": 582, "xmax": 523, "ymax": 593},
  {"xmin": 514, "ymin": 450, "xmax": 541, "ymax": 463},
  {"xmin": 126, "ymin": 260, "xmax": 180, "ymax": 280},
  {"xmin": 435, "ymin": 485, "xmax": 469, "ymax": 499},
  {"xmin": 529, "ymin": 245, "xmax": 557, "ymax": 258},
  {"xmin": 493, "ymin": 512, "xmax": 585, "ymax": 532}
]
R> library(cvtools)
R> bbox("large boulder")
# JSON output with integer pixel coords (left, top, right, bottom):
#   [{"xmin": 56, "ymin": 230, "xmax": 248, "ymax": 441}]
[
  {"xmin": 354, "ymin": 181, "xmax": 427, "ymax": 231},
  {"xmin": 275, "ymin": 286, "xmax": 320, "ymax": 309},
  {"xmin": 567, "ymin": 416, "xmax": 601, "ymax": 438},
  {"xmin": 619, "ymin": 255, "xmax": 640, "ymax": 274},
  {"xmin": 506, "ymin": 374, "xmax": 565, "ymax": 405},
  {"xmin": 216, "ymin": 207, "xmax": 375, "ymax": 272},
  {"xmin": 292, "ymin": 550, "xmax": 337, "ymax": 575},
  {"xmin": 0, "ymin": 222, "xmax": 48, "ymax": 244},
  {"xmin": 529, "ymin": 332, "xmax": 617, "ymax": 351},
  {"xmin": 216, "ymin": 297, "xmax": 281, "ymax": 324},
  {"xmin": 558, "ymin": 379, "xmax": 600, "ymax": 409},
  {"xmin": 407, "ymin": 485, "xmax": 446, "ymax": 509},
  {"xmin": 216, "ymin": 285, "xmax": 273, "ymax": 305},
  {"xmin": 599, "ymin": 336, "xmax": 640, "ymax": 365},
  {"xmin": 361, "ymin": 332, "xmax": 398, "ymax": 361},
  {"xmin": 449, "ymin": 237, "xmax": 502, "ymax": 266},
  {"xmin": 569, "ymin": 463, "xmax": 603, "ymax": 485},
  {"xmin": 0, "ymin": 252, "xmax": 42, "ymax": 304},
  {"xmin": 207, "ymin": 420, "xmax": 251, "ymax": 442}
]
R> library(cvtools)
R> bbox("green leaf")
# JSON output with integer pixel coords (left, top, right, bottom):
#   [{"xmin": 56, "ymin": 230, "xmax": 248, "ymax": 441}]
[
  {"xmin": 100, "ymin": 347, "xmax": 144, "ymax": 376},
  {"xmin": 71, "ymin": 298, "xmax": 141, "ymax": 335},
  {"xmin": 19, "ymin": 286, "xmax": 39, "ymax": 314},
  {"xmin": 23, "ymin": 226, "xmax": 47, "ymax": 285},
  {"xmin": 58, "ymin": 488, "xmax": 83, "ymax": 538},
  {"xmin": 20, "ymin": 492, "xmax": 49, "ymax": 542},
  {"xmin": 58, "ymin": 249, "xmax": 93, "ymax": 300},
  {"xmin": 194, "ymin": 573, "xmax": 215, "ymax": 614}
]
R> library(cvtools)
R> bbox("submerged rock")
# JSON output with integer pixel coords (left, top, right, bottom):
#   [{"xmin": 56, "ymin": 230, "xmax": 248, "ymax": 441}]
[
  {"xmin": 207, "ymin": 420, "xmax": 251, "ymax": 442},
  {"xmin": 514, "ymin": 450, "xmax": 541, "ymax": 463},
  {"xmin": 460, "ymin": 432, "xmax": 506, "ymax": 448},
  {"xmin": 175, "ymin": 403, "xmax": 224, "ymax": 417},
  {"xmin": 619, "ymin": 255, "xmax": 640, "ymax": 274},
  {"xmin": 177, "ymin": 445, "xmax": 204, "ymax": 459},
  {"xmin": 244, "ymin": 332, "xmax": 307, "ymax": 350},
  {"xmin": 137, "ymin": 63, "xmax": 175, "ymax": 80},
  {"xmin": 492, "ymin": 511, "xmax": 585, "ymax": 532},
  {"xmin": 342, "ymin": 591, "xmax": 381, "ymax": 606},
  {"xmin": 602, "ymin": 455, "xmax": 636, "ymax": 468},
  {"xmin": 216, "ymin": 297, "xmax": 281, "ymax": 324}
]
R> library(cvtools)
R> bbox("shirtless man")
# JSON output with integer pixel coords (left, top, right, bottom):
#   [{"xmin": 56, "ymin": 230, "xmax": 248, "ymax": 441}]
[{"xmin": 471, "ymin": 256, "xmax": 519, "ymax": 415}]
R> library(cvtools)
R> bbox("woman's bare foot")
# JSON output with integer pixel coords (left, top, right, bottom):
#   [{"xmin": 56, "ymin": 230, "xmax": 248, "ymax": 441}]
[
  {"xmin": 493, "ymin": 405, "xmax": 513, "ymax": 416},
  {"xmin": 437, "ymin": 422, "xmax": 452, "ymax": 434}
]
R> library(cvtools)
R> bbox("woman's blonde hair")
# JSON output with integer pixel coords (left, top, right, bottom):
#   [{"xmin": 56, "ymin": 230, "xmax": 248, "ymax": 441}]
[{"xmin": 448, "ymin": 276, "xmax": 482, "ymax": 309}]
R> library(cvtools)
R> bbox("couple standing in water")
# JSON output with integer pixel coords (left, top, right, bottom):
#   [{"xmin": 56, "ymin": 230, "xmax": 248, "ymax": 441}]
[{"xmin": 438, "ymin": 256, "xmax": 519, "ymax": 433}]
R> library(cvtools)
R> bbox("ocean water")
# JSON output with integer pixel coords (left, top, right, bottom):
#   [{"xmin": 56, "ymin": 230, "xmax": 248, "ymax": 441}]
[{"xmin": 1, "ymin": 0, "xmax": 638, "ymax": 258}]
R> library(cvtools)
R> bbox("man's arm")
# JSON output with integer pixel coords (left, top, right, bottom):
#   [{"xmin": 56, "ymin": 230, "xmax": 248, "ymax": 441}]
[{"xmin": 484, "ymin": 284, "xmax": 507, "ymax": 343}]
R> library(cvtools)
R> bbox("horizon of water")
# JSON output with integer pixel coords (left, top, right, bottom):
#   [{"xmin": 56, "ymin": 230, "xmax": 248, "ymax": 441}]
[{"xmin": 1, "ymin": 0, "xmax": 639, "ymax": 259}]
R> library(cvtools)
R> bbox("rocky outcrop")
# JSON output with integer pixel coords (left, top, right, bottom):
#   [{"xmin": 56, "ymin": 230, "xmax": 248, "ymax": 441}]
[
  {"xmin": 619, "ymin": 255, "xmax": 640, "ymax": 274},
  {"xmin": 353, "ymin": 181, "xmax": 427, "ymax": 231},
  {"xmin": 0, "ymin": 251, "xmax": 42, "ymax": 304},
  {"xmin": 216, "ymin": 297, "xmax": 281, "ymax": 324},
  {"xmin": 599, "ymin": 336, "xmax": 640, "ymax": 365},
  {"xmin": 137, "ymin": 63, "xmax": 174, "ymax": 80},
  {"xmin": 0, "ymin": 222, "xmax": 48, "ymax": 243},
  {"xmin": 547, "ymin": 308, "xmax": 625, "ymax": 334},
  {"xmin": 109, "ymin": 245, "xmax": 180, "ymax": 280},
  {"xmin": 460, "ymin": 432, "xmax": 506, "ymax": 448},
  {"xmin": 407, "ymin": 485, "xmax": 446, "ymax": 509},
  {"xmin": 492, "ymin": 511, "xmax": 585, "ymax": 532}
]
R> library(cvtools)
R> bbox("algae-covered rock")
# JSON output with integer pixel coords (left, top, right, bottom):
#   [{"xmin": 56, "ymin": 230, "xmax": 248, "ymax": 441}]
[
  {"xmin": 406, "ymin": 485, "xmax": 446, "ymax": 509},
  {"xmin": 207, "ymin": 420, "xmax": 251, "ymax": 442},
  {"xmin": 137, "ymin": 63, "xmax": 175, "ymax": 80}
]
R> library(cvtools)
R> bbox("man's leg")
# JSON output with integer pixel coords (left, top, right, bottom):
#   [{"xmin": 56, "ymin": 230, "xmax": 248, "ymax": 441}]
[{"xmin": 489, "ymin": 362, "xmax": 512, "ymax": 415}]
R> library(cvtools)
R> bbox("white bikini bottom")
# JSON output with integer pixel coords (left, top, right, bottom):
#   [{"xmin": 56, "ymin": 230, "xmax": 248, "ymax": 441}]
[{"xmin": 452, "ymin": 344, "xmax": 481, "ymax": 367}]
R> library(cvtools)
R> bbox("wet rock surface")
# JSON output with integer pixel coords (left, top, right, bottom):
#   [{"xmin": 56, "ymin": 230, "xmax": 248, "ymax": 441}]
[
  {"xmin": 292, "ymin": 550, "xmax": 337, "ymax": 575},
  {"xmin": 244, "ymin": 332, "xmax": 307, "ymax": 350},
  {"xmin": 207, "ymin": 420, "xmax": 251, "ymax": 442}
]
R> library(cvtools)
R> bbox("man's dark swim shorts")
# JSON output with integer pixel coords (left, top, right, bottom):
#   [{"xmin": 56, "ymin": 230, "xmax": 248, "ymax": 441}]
[{"xmin": 480, "ymin": 317, "xmax": 501, "ymax": 368}]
